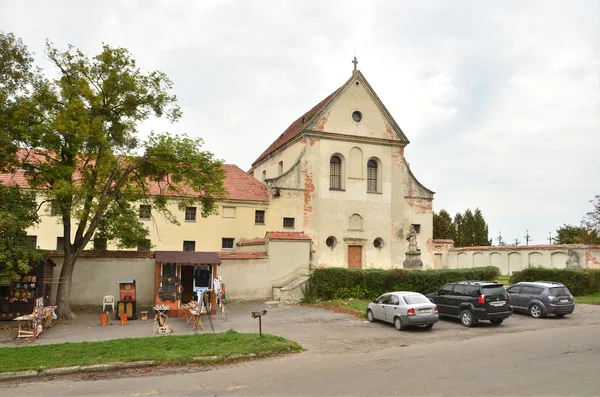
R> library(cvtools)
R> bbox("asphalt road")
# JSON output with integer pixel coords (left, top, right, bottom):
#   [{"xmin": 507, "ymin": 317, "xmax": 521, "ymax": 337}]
[{"xmin": 3, "ymin": 322, "xmax": 599, "ymax": 396}]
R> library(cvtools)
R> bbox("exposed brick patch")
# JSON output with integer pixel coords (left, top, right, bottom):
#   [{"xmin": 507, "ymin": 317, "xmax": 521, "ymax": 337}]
[
  {"xmin": 308, "ymin": 137, "xmax": 318, "ymax": 147},
  {"xmin": 314, "ymin": 110, "xmax": 330, "ymax": 132},
  {"xmin": 303, "ymin": 168, "xmax": 315, "ymax": 228},
  {"xmin": 585, "ymin": 249, "xmax": 600, "ymax": 269},
  {"xmin": 406, "ymin": 198, "xmax": 432, "ymax": 214},
  {"xmin": 384, "ymin": 122, "xmax": 397, "ymax": 140},
  {"xmin": 392, "ymin": 149, "xmax": 405, "ymax": 168}
]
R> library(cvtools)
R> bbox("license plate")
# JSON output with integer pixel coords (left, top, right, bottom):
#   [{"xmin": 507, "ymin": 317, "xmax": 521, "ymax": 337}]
[
  {"xmin": 419, "ymin": 309, "xmax": 432, "ymax": 314},
  {"xmin": 560, "ymin": 299, "xmax": 568, "ymax": 303},
  {"xmin": 490, "ymin": 301, "xmax": 505, "ymax": 307}
]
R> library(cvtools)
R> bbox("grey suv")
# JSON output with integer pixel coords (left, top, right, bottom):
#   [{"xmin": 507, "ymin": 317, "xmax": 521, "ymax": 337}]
[
  {"xmin": 426, "ymin": 281, "xmax": 512, "ymax": 327},
  {"xmin": 506, "ymin": 281, "xmax": 575, "ymax": 318}
]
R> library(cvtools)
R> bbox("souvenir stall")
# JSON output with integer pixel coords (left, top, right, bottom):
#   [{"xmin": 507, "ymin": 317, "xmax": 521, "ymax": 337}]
[
  {"xmin": 0, "ymin": 259, "xmax": 55, "ymax": 321},
  {"xmin": 153, "ymin": 251, "xmax": 221, "ymax": 320},
  {"xmin": 116, "ymin": 280, "xmax": 137, "ymax": 320}
]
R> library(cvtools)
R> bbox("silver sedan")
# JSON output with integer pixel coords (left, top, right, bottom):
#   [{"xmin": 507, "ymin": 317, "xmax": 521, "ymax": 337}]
[{"xmin": 367, "ymin": 291, "xmax": 439, "ymax": 331}]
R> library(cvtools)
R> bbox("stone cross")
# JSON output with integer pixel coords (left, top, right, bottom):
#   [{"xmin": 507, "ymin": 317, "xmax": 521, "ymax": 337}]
[{"xmin": 352, "ymin": 56, "xmax": 358, "ymax": 72}]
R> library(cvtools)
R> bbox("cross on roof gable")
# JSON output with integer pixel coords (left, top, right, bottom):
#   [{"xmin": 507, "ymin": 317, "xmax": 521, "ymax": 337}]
[{"xmin": 251, "ymin": 71, "xmax": 409, "ymax": 167}]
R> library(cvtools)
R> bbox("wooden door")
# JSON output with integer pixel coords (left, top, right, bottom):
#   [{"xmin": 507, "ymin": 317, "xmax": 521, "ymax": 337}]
[{"xmin": 348, "ymin": 245, "xmax": 362, "ymax": 269}]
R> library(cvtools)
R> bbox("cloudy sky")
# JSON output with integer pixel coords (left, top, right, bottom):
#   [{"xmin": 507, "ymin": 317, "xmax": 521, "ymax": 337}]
[{"xmin": 1, "ymin": 0, "xmax": 598, "ymax": 246}]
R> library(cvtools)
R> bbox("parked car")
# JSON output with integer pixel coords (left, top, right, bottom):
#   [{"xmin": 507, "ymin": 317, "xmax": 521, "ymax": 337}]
[
  {"xmin": 367, "ymin": 291, "xmax": 439, "ymax": 331},
  {"xmin": 426, "ymin": 281, "xmax": 512, "ymax": 327},
  {"xmin": 506, "ymin": 281, "xmax": 575, "ymax": 318}
]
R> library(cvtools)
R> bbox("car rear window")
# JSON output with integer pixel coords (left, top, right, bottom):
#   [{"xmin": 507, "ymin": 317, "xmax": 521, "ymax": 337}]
[
  {"xmin": 481, "ymin": 286, "xmax": 506, "ymax": 297},
  {"xmin": 549, "ymin": 287, "xmax": 571, "ymax": 297},
  {"xmin": 403, "ymin": 295, "xmax": 430, "ymax": 305}
]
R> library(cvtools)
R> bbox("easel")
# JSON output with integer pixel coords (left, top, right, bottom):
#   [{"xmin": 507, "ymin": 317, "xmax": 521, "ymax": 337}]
[{"xmin": 153, "ymin": 305, "xmax": 171, "ymax": 335}]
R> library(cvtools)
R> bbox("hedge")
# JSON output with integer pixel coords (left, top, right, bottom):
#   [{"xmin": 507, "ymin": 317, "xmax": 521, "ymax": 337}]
[
  {"xmin": 307, "ymin": 266, "xmax": 501, "ymax": 301},
  {"xmin": 509, "ymin": 268, "xmax": 600, "ymax": 296}
]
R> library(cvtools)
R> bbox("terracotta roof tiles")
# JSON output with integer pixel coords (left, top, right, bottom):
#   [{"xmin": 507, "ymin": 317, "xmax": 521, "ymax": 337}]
[
  {"xmin": 237, "ymin": 238, "xmax": 266, "ymax": 246},
  {"xmin": 265, "ymin": 231, "xmax": 312, "ymax": 241},
  {"xmin": 217, "ymin": 251, "xmax": 268, "ymax": 260}
]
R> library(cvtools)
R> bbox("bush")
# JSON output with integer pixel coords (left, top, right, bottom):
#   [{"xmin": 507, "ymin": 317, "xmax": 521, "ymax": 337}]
[
  {"xmin": 509, "ymin": 268, "xmax": 600, "ymax": 296},
  {"xmin": 309, "ymin": 266, "xmax": 501, "ymax": 300}
]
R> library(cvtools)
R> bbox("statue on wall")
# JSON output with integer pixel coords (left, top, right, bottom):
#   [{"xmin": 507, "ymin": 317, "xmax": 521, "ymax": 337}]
[
  {"xmin": 566, "ymin": 248, "xmax": 580, "ymax": 269},
  {"xmin": 406, "ymin": 225, "xmax": 419, "ymax": 252}
]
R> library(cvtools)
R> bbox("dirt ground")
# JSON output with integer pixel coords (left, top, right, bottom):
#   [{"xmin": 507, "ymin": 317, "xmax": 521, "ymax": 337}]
[{"xmin": 2, "ymin": 301, "xmax": 600, "ymax": 355}]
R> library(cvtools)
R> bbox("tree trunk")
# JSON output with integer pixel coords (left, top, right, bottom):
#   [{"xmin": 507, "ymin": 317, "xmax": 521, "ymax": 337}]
[{"xmin": 55, "ymin": 252, "xmax": 77, "ymax": 320}]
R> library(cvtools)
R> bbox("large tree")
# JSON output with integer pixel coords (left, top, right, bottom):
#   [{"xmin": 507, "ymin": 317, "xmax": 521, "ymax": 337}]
[
  {"xmin": 433, "ymin": 209, "xmax": 456, "ymax": 241},
  {"xmin": 583, "ymin": 195, "xmax": 600, "ymax": 236},
  {"xmin": 554, "ymin": 224, "xmax": 600, "ymax": 245},
  {"xmin": 1, "ymin": 34, "xmax": 226, "ymax": 319},
  {"xmin": 0, "ymin": 184, "xmax": 44, "ymax": 284}
]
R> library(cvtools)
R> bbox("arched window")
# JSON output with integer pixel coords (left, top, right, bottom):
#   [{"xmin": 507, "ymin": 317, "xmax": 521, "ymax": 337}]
[
  {"xmin": 330, "ymin": 156, "xmax": 342, "ymax": 189},
  {"xmin": 262, "ymin": 170, "xmax": 267, "ymax": 182},
  {"xmin": 367, "ymin": 159, "xmax": 378, "ymax": 192},
  {"xmin": 278, "ymin": 161, "xmax": 283, "ymax": 176}
]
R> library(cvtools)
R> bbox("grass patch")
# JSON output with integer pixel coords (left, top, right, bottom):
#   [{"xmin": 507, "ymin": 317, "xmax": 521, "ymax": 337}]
[
  {"xmin": 0, "ymin": 329, "xmax": 302, "ymax": 373},
  {"xmin": 574, "ymin": 293, "xmax": 600, "ymax": 305},
  {"xmin": 495, "ymin": 275, "xmax": 511, "ymax": 285},
  {"xmin": 315, "ymin": 299, "xmax": 371, "ymax": 318}
]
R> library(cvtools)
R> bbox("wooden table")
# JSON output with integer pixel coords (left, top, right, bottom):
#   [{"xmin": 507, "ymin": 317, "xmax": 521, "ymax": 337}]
[{"xmin": 13, "ymin": 314, "xmax": 39, "ymax": 340}]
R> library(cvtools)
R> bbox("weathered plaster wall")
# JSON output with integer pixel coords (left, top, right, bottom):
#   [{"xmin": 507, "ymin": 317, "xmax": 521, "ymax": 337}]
[{"xmin": 49, "ymin": 256, "xmax": 155, "ymax": 306}]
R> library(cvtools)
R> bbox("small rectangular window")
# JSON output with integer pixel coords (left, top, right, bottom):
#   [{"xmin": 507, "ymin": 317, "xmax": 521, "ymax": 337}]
[
  {"xmin": 283, "ymin": 217, "xmax": 295, "ymax": 228},
  {"xmin": 139, "ymin": 205, "xmax": 151, "ymax": 220},
  {"xmin": 222, "ymin": 206, "xmax": 236, "ymax": 218},
  {"xmin": 412, "ymin": 224, "xmax": 421, "ymax": 233},
  {"xmin": 183, "ymin": 240, "xmax": 196, "ymax": 251},
  {"xmin": 26, "ymin": 236, "xmax": 37, "ymax": 249},
  {"xmin": 50, "ymin": 202, "xmax": 60, "ymax": 216},
  {"xmin": 93, "ymin": 237, "xmax": 107, "ymax": 251},
  {"xmin": 137, "ymin": 239, "xmax": 151, "ymax": 252},
  {"xmin": 255, "ymin": 210, "xmax": 265, "ymax": 225},
  {"xmin": 221, "ymin": 238, "xmax": 234, "ymax": 249},
  {"xmin": 185, "ymin": 207, "xmax": 197, "ymax": 222},
  {"xmin": 56, "ymin": 237, "xmax": 65, "ymax": 251}
]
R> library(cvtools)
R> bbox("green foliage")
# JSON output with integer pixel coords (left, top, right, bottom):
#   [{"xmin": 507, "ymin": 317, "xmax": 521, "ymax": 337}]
[
  {"xmin": 433, "ymin": 209, "xmax": 455, "ymax": 241},
  {"xmin": 0, "ymin": 184, "xmax": 44, "ymax": 283},
  {"xmin": 309, "ymin": 266, "xmax": 501, "ymax": 300},
  {"xmin": 583, "ymin": 195, "xmax": 600, "ymax": 236},
  {"xmin": 435, "ymin": 208, "xmax": 491, "ymax": 247},
  {"xmin": 554, "ymin": 224, "xmax": 600, "ymax": 245},
  {"xmin": 509, "ymin": 268, "xmax": 600, "ymax": 296},
  {"xmin": 1, "ymin": 33, "xmax": 226, "ymax": 317}
]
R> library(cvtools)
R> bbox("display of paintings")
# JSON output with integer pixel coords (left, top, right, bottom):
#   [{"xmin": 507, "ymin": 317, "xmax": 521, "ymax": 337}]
[{"xmin": 158, "ymin": 275, "xmax": 182, "ymax": 301}]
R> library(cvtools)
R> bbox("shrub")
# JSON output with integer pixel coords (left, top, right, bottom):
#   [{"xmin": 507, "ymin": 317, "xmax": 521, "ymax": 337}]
[
  {"xmin": 309, "ymin": 266, "xmax": 501, "ymax": 300},
  {"xmin": 508, "ymin": 268, "xmax": 600, "ymax": 296}
]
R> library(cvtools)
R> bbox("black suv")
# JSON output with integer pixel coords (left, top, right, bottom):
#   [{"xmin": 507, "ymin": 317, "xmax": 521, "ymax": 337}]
[
  {"xmin": 426, "ymin": 281, "xmax": 513, "ymax": 327},
  {"xmin": 506, "ymin": 281, "xmax": 574, "ymax": 318}
]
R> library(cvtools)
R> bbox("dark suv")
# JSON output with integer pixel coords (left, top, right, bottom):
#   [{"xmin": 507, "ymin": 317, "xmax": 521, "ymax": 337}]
[
  {"xmin": 426, "ymin": 281, "xmax": 512, "ymax": 327},
  {"xmin": 506, "ymin": 281, "xmax": 574, "ymax": 318}
]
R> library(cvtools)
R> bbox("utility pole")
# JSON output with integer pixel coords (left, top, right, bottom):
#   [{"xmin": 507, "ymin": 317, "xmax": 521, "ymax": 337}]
[
  {"xmin": 548, "ymin": 232, "xmax": 553, "ymax": 245},
  {"xmin": 497, "ymin": 232, "xmax": 503, "ymax": 246},
  {"xmin": 524, "ymin": 230, "xmax": 532, "ymax": 246}
]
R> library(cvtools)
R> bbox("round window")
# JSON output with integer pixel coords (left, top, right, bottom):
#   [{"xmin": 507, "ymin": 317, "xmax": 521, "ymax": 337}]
[
  {"xmin": 352, "ymin": 111, "xmax": 362, "ymax": 123},
  {"xmin": 326, "ymin": 236, "xmax": 337, "ymax": 248},
  {"xmin": 374, "ymin": 237, "xmax": 384, "ymax": 249}
]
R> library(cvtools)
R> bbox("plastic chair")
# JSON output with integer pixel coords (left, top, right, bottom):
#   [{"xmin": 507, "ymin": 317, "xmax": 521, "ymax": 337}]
[{"xmin": 102, "ymin": 295, "xmax": 115, "ymax": 311}]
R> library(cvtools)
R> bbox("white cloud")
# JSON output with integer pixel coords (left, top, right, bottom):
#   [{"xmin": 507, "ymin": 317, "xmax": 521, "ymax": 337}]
[{"xmin": 1, "ymin": 0, "xmax": 598, "ymax": 245}]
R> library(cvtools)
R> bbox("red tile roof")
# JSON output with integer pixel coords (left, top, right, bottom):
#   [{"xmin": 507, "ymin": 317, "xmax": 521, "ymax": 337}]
[
  {"xmin": 1, "ymin": 151, "xmax": 268, "ymax": 203},
  {"xmin": 217, "ymin": 251, "xmax": 268, "ymax": 260},
  {"xmin": 266, "ymin": 232, "xmax": 312, "ymax": 241},
  {"xmin": 251, "ymin": 88, "xmax": 341, "ymax": 166},
  {"xmin": 221, "ymin": 164, "xmax": 268, "ymax": 202},
  {"xmin": 237, "ymin": 238, "xmax": 266, "ymax": 246},
  {"xmin": 45, "ymin": 250, "xmax": 155, "ymax": 259},
  {"xmin": 452, "ymin": 244, "xmax": 598, "ymax": 251}
]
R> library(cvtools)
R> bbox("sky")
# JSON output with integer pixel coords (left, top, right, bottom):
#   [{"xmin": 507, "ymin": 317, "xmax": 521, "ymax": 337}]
[{"xmin": 1, "ymin": 0, "xmax": 598, "ymax": 246}]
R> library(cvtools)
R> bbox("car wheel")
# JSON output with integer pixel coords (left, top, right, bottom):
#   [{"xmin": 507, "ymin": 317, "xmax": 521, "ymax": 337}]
[
  {"xmin": 529, "ymin": 303, "xmax": 544, "ymax": 318},
  {"xmin": 490, "ymin": 318, "xmax": 504, "ymax": 325},
  {"xmin": 422, "ymin": 323, "xmax": 434, "ymax": 330},
  {"xmin": 367, "ymin": 309, "xmax": 375, "ymax": 322},
  {"xmin": 556, "ymin": 314, "xmax": 566, "ymax": 318},
  {"xmin": 394, "ymin": 316, "xmax": 406, "ymax": 331},
  {"xmin": 460, "ymin": 310, "xmax": 474, "ymax": 327}
]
